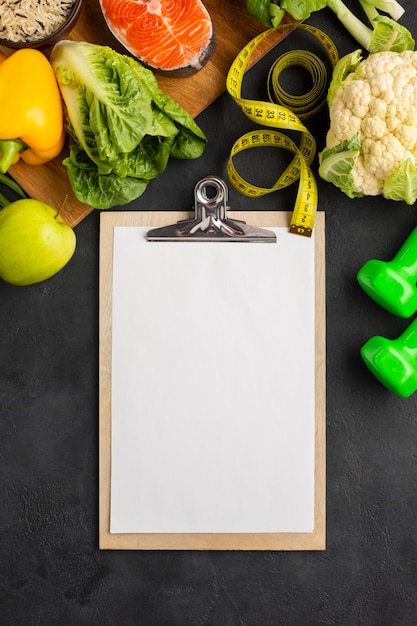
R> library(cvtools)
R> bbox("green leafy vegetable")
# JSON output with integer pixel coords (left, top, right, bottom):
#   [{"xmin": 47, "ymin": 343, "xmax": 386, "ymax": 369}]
[
  {"xmin": 51, "ymin": 41, "xmax": 207, "ymax": 209},
  {"xmin": 384, "ymin": 159, "xmax": 417, "ymax": 205},
  {"xmin": 246, "ymin": 0, "xmax": 285, "ymax": 26},
  {"xmin": 368, "ymin": 15, "xmax": 414, "ymax": 52},
  {"xmin": 246, "ymin": 0, "xmax": 414, "ymax": 54},
  {"xmin": 280, "ymin": 0, "xmax": 327, "ymax": 20},
  {"xmin": 318, "ymin": 133, "xmax": 362, "ymax": 198},
  {"xmin": 64, "ymin": 143, "xmax": 152, "ymax": 209},
  {"xmin": 327, "ymin": 49, "xmax": 362, "ymax": 106}
]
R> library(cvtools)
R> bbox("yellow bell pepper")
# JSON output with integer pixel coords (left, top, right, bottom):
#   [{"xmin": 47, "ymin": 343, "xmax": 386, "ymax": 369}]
[{"xmin": 0, "ymin": 49, "xmax": 65, "ymax": 173}]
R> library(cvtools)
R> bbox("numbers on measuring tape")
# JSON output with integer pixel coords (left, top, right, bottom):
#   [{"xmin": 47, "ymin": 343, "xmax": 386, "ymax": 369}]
[{"xmin": 226, "ymin": 24, "xmax": 339, "ymax": 236}]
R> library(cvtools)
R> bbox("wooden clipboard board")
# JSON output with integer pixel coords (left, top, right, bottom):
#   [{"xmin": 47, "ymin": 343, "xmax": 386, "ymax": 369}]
[{"xmin": 99, "ymin": 210, "xmax": 326, "ymax": 550}]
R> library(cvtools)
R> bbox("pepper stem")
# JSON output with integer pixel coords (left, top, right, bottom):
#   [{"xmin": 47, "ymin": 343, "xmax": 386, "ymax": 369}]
[{"xmin": 0, "ymin": 139, "xmax": 27, "ymax": 173}]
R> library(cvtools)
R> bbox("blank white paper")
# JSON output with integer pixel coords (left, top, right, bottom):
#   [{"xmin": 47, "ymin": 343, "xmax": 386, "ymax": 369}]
[{"xmin": 110, "ymin": 226, "xmax": 315, "ymax": 534}]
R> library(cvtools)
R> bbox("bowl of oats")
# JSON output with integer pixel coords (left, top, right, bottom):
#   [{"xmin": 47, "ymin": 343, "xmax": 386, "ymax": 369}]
[{"xmin": 0, "ymin": 0, "xmax": 83, "ymax": 49}]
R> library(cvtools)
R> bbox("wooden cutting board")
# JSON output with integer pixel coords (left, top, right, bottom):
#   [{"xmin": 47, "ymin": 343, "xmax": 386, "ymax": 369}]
[{"xmin": 0, "ymin": 0, "xmax": 298, "ymax": 226}]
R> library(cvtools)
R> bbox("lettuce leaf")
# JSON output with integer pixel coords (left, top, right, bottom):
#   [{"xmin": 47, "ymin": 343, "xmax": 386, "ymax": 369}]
[
  {"xmin": 246, "ymin": 0, "xmax": 285, "ymax": 27},
  {"xmin": 51, "ymin": 41, "xmax": 207, "ymax": 209},
  {"xmin": 280, "ymin": 0, "xmax": 327, "ymax": 19},
  {"xmin": 64, "ymin": 144, "xmax": 150, "ymax": 209}
]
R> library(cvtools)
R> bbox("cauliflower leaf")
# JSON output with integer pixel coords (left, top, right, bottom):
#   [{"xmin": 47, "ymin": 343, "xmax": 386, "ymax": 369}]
[
  {"xmin": 318, "ymin": 133, "xmax": 362, "ymax": 198},
  {"xmin": 369, "ymin": 16, "xmax": 415, "ymax": 53},
  {"xmin": 384, "ymin": 158, "xmax": 417, "ymax": 205},
  {"xmin": 327, "ymin": 49, "xmax": 363, "ymax": 106}
]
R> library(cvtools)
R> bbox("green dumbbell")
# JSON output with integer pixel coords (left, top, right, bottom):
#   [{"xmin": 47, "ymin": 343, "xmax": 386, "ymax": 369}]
[
  {"xmin": 361, "ymin": 317, "xmax": 417, "ymax": 397},
  {"xmin": 357, "ymin": 225, "xmax": 417, "ymax": 318}
]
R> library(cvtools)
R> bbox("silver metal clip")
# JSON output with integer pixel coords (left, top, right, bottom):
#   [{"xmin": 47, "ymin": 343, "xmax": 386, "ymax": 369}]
[{"xmin": 146, "ymin": 176, "xmax": 277, "ymax": 243}]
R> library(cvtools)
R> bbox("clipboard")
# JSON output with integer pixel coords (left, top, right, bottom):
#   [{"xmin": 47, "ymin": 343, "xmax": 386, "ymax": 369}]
[{"xmin": 99, "ymin": 180, "xmax": 326, "ymax": 550}]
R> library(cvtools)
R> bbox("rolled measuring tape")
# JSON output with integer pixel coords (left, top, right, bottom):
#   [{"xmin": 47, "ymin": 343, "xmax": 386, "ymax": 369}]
[{"xmin": 226, "ymin": 24, "xmax": 339, "ymax": 237}]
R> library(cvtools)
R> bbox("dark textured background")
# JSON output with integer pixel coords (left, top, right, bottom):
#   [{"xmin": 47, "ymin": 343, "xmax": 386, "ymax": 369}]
[{"xmin": 2, "ymin": 2, "xmax": 417, "ymax": 624}]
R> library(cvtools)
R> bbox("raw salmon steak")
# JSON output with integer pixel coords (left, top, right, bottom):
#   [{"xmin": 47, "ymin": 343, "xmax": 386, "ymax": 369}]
[{"xmin": 99, "ymin": 0, "xmax": 216, "ymax": 75}]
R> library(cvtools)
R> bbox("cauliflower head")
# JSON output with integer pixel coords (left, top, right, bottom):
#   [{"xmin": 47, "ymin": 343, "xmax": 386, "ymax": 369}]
[{"xmin": 319, "ymin": 49, "xmax": 417, "ymax": 205}]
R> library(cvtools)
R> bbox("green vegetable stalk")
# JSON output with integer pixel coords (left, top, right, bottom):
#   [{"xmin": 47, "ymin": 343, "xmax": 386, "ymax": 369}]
[
  {"xmin": 363, "ymin": 0, "xmax": 404, "ymax": 20},
  {"xmin": 246, "ymin": 0, "xmax": 414, "ymax": 53},
  {"xmin": 50, "ymin": 41, "xmax": 207, "ymax": 210},
  {"xmin": 360, "ymin": 0, "xmax": 404, "ymax": 22},
  {"xmin": 327, "ymin": 0, "xmax": 413, "ymax": 52},
  {"xmin": 0, "ymin": 172, "xmax": 27, "ymax": 208}
]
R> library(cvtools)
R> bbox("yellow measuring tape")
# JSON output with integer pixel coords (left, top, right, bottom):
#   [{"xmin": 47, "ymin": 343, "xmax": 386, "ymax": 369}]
[{"xmin": 226, "ymin": 24, "xmax": 339, "ymax": 236}]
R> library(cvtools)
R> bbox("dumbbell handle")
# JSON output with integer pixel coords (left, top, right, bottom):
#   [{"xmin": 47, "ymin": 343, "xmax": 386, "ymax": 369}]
[
  {"xmin": 392, "ymin": 225, "xmax": 417, "ymax": 274},
  {"xmin": 361, "ymin": 317, "xmax": 417, "ymax": 397}
]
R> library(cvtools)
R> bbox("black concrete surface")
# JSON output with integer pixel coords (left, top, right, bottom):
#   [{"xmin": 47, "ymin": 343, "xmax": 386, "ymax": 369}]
[{"xmin": 2, "ymin": 2, "xmax": 417, "ymax": 624}]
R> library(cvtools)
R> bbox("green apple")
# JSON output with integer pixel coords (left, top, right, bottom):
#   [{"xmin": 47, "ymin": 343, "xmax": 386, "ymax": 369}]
[{"xmin": 0, "ymin": 199, "xmax": 76, "ymax": 286}]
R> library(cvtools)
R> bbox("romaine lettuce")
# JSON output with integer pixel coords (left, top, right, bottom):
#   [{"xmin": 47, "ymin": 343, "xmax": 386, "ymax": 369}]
[{"xmin": 51, "ymin": 41, "xmax": 207, "ymax": 209}]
